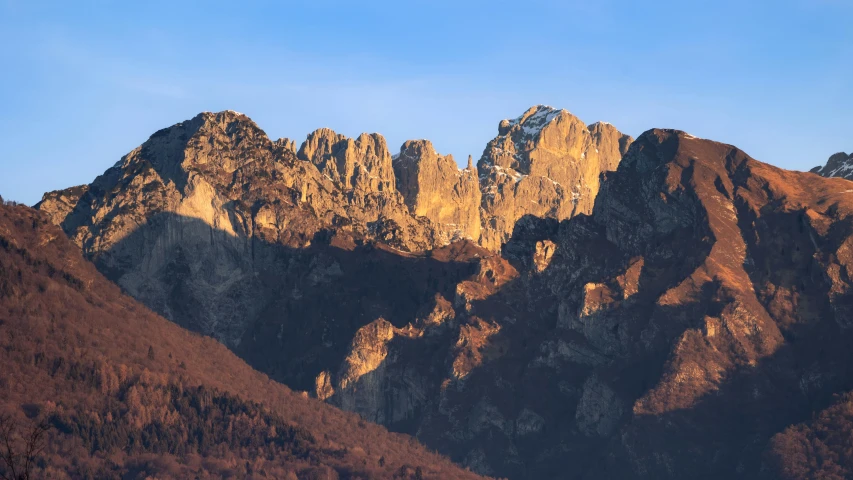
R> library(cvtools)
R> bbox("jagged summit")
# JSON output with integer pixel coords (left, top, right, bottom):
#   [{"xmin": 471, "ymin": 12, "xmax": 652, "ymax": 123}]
[
  {"xmin": 32, "ymin": 106, "xmax": 853, "ymax": 479},
  {"xmin": 811, "ymin": 151, "xmax": 853, "ymax": 179},
  {"xmin": 297, "ymin": 127, "xmax": 396, "ymax": 193},
  {"xmin": 40, "ymin": 105, "xmax": 631, "ymax": 253},
  {"xmin": 498, "ymin": 104, "xmax": 564, "ymax": 139},
  {"xmin": 35, "ymin": 103, "xmax": 629, "ymax": 358},
  {"xmin": 393, "ymin": 139, "xmax": 481, "ymax": 241},
  {"xmin": 478, "ymin": 105, "xmax": 633, "ymax": 249}
]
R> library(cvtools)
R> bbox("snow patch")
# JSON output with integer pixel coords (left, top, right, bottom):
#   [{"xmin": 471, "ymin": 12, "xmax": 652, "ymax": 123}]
[{"xmin": 828, "ymin": 161, "xmax": 853, "ymax": 178}]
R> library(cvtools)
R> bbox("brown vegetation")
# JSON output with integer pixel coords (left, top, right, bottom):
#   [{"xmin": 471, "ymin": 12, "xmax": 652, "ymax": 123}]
[{"xmin": 0, "ymin": 202, "xmax": 485, "ymax": 479}]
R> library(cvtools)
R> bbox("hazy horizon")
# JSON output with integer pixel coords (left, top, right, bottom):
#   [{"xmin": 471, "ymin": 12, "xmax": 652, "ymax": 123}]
[{"xmin": 1, "ymin": 0, "xmax": 851, "ymax": 205}]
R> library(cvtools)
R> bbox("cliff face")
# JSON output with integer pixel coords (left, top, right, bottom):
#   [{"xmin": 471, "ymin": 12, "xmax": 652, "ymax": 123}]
[
  {"xmin": 477, "ymin": 105, "xmax": 633, "ymax": 250},
  {"xmin": 37, "ymin": 107, "xmax": 628, "ymax": 346},
  {"xmin": 311, "ymin": 131, "xmax": 853, "ymax": 479},
  {"xmin": 298, "ymin": 128, "xmax": 397, "ymax": 194},
  {"xmin": 32, "ymin": 107, "xmax": 638, "ymax": 478},
  {"xmin": 393, "ymin": 140, "xmax": 482, "ymax": 242}
]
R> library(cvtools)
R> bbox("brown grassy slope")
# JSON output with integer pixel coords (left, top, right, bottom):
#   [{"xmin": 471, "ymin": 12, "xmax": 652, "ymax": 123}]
[{"xmin": 0, "ymin": 202, "xmax": 486, "ymax": 480}]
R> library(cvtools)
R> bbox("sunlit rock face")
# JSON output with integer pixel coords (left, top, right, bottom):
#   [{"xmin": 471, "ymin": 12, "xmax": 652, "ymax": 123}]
[
  {"xmin": 477, "ymin": 105, "xmax": 632, "ymax": 250},
  {"xmin": 393, "ymin": 140, "xmax": 482, "ymax": 243},
  {"xmin": 36, "ymin": 111, "xmax": 447, "ymax": 345},
  {"xmin": 305, "ymin": 130, "xmax": 853, "ymax": 479},
  {"xmin": 45, "ymin": 110, "xmax": 853, "ymax": 479},
  {"xmin": 38, "ymin": 107, "xmax": 630, "ymax": 347},
  {"xmin": 298, "ymin": 127, "xmax": 397, "ymax": 194}
]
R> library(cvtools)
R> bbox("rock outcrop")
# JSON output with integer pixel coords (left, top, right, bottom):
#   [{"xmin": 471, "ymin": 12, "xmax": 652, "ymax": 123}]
[
  {"xmin": 37, "ymin": 184, "xmax": 89, "ymax": 226},
  {"xmin": 301, "ymin": 131, "xmax": 853, "ymax": 479},
  {"xmin": 394, "ymin": 140, "xmax": 481, "ymax": 241},
  {"xmin": 298, "ymin": 128, "xmax": 396, "ymax": 194},
  {"xmin": 36, "ymin": 110, "xmax": 446, "ymax": 345},
  {"xmin": 810, "ymin": 151, "xmax": 853, "ymax": 179},
  {"xmin": 36, "ymin": 108, "xmax": 853, "ymax": 478},
  {"xmin": 477, "ymin": 105, "xmax": 633, "ymax": 249},
  {"xmin": 36, "ymin": 107, "xmax": 629, "ymax": 348}
]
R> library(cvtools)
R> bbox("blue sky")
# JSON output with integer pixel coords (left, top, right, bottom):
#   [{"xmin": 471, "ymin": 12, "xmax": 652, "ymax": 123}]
[{"xmin": 1, "ymin": 0, "xmax": 851, "ymax": 205}]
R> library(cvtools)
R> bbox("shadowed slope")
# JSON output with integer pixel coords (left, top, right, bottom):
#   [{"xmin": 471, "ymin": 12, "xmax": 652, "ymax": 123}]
[
  {"xmin": 0, "ymin": 202, "xmax": 486, "ymax": 479},
  {"xmin": 383, "ymin": 130, "xmax": 853, "ymax": 478}
]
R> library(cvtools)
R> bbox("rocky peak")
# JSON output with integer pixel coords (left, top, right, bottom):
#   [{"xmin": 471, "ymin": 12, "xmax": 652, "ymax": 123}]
[
  {"xmin": 477, "ymin": 105, "xmax": 633, "ymax": 250},
  {"xmin": 810, "ymin": 151, "xmax": 853, "ymax": 179},
  {"xmin": 392, "ymin": 140, "xmax": 481, "ymax": 241},
  {"xmin": 298, "ymin": 128, "xmax": 396, "ymax": 193},
  {"xmin": 115, "ymin": 110, "xmax": 274, "ymax": 192},
  {"xmin": 37, "ymin": 111, "xmax": 449, "ymax": 344},
  {"xmin": 273, "ymin": 137, "xmax": 298, "ymax": 156},
  {"xmin": 588, "ymin": 121, "xmax": 633, "ymax": 171}
]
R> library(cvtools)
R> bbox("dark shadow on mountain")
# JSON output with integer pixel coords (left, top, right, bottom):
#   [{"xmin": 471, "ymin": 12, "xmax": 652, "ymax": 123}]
[
  {"xmin": 409, "ymin": 205, "xmax": 853, "ymax": 479},
  {"xmin": 607, "ymin": 202, "xmax": 853, "ymax": 480},
  {"xmin": 89, "ymin": 201, "xmax": 853, "ymax": 480},
  {"xmin": 96, "ymin": 211, "xmax": 481, "ymax": 393},
  {"xmin": 0, "ymin": 202, "xmax": 487, "ymax": 480},
  {"xmin": 415, "ymin": 212, "xmax": 719, "ymax": 479}
]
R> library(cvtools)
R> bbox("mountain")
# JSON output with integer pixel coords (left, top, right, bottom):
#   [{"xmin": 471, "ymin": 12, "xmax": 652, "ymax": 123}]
[
  {"xmin": 34, "ymin": 107, "xmax": 853, "ymax": 479},
  {"xmin": 477, "ymin": 105, "xmax": 632, "ymax": 249},
  {"xmin": 0, "ymin": 201, "xmax": 486, "ymax": 479},
  {"xmin": 393, "ymin": 140, "xmax": 482, "ymax": 242},
  {"xmin": 811, "ymin": 151, "xmax": 853, "ymax": 180},
  {"xmin": 311, "ymin": 129, "xmax": 853, "ymax": 479},
  {"xmin": 35, "ymin": 107, "xmax": 628, "ymax": 348}
]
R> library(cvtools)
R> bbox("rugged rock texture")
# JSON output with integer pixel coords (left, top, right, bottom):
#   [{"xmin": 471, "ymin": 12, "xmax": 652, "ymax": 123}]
[
  {"xmin": 811, "ymin": 151, "xmax": 853, "ymax": 179},
  {"xmin": 298, "ymin": 128, "xmax": 396, "ymax": 194},
  {"xmin": 37, "ymin": 184, "xmax": 88, "ymax": 226},
  {"xmin": 394, "ymin": 140, "xmax": 481, "ymax": 241},
  {"xmin": 36, "ymin": 107, "xmax": 629, "ymax": 351},
  {"xmin": 304, "ymin": 131, "xmax": 853, "ymax": 479},
  {"xmin": 477, "ymin": 105, "xmax": 633, "ymax": 250},
  {"xmin": 36, "ymin": 110, "xmax": 449, "ymax": 345}
]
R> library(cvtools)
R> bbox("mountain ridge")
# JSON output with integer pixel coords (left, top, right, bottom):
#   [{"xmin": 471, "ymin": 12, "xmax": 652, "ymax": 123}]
[
  {"xmin": 32, "ymin": 108, "xmax": 853, "ymax": 479},
  {"xmin": 811, "ymin": 151, "xmax": 853, "ymax": 180}
]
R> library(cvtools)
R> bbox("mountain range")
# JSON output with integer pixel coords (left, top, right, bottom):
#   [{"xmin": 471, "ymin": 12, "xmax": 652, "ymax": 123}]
[{"xmin": 3, "ymin": 105, "xmax": 852, "ymax": 479}]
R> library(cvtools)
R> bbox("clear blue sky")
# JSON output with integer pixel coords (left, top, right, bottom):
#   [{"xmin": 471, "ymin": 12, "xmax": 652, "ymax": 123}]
[{"xmin": 1, "ymin": 0, "xmax": 851, "ymax": 205}]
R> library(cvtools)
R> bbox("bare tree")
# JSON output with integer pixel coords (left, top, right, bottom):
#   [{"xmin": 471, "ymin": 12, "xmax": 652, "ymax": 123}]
[{"xmin": 0, "ymin": 414, "xmax": 50, "ymax": 480}]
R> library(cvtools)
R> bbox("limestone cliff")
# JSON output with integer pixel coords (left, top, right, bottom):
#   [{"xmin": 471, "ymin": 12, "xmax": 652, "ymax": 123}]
[
  {"xmin": 477, "ymin": 105, "xmax": 633, "ymax": 250},
  {"xmin": 36, "ymin": 110, "xmax": 444, "ymax": 344},
  {"xmin": 298, "ymin": 128, "xmax": 396, "ymax": 194},
  {"xmin": 37, "ymin": 184, "xmax": 89, "ymax": 226},
  {"xmin": 393, "ymin": 140, "xmax": 481, "ymax": 241}
]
